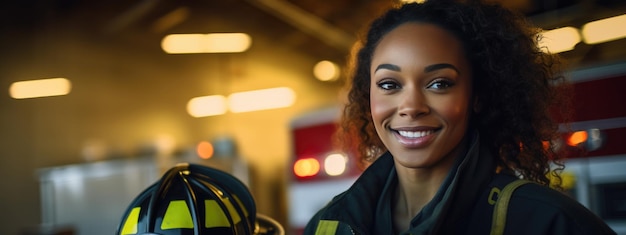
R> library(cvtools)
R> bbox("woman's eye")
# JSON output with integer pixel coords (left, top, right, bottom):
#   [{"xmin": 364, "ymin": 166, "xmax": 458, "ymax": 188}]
[
  {"xmin": 377, "ymin": 80, "xmax": 400, "ymax": 90},
  {"xmin": 427, "ymin": 79, "xmax": 453, "ymax": 90}
]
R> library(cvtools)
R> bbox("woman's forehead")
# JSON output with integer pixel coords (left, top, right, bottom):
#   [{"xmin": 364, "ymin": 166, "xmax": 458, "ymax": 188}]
[{"xmin": 371, "ymin": 23, "xmax": 470, "ymax": 73}]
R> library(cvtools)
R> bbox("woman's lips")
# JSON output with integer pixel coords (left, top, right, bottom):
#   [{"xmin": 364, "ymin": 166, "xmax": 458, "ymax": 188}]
[{"xmin": 391, "ymin": 127, "xmax": 439, "ymax": 148}]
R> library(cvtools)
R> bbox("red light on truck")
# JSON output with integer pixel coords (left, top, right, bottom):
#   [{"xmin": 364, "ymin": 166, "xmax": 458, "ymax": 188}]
[
  {"xmin": 567, "ymin": 131, "xmax": 588, "ymax": 146},
  {"xmin": 294, "ymin": 158, "xmax": 320, "ymax": 178}
]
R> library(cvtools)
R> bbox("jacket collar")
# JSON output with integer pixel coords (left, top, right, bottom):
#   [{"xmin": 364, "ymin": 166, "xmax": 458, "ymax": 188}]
[
  {"xmin": 318, "ymin": 133, "xmax": 496, "ymax": 234},
  {"xmin": 317, "ymin": 149, "xmax": 395, "ymax": 234}
]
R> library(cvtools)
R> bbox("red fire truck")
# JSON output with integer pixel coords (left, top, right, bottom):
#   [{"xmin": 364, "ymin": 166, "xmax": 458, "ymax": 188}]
[
  {"xmin": 554, "ymin": 61, "xmax": 626, "ymax": 234},
  {"xmin": 286, "ymin": 62, "xmax": 626, "ymax": 234},
  {"xmin": 286, "ymin": 106, "xmax": 361, "ymax": 235}
]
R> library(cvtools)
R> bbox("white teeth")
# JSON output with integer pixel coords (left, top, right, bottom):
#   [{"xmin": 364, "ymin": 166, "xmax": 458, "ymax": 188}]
[{"xmin": 398, "ymin": 130, "xmax": 433, "ymax": 138}]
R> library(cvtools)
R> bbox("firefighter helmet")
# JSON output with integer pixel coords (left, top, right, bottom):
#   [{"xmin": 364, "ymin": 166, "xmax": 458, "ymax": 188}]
[{"xmin": 117, "ymin": 163, "xmax": 283, "ymax": 235}]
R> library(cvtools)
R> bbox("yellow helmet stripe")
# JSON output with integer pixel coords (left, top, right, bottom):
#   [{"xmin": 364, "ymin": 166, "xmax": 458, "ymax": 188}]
[
  {"xmin": 232, "ymin": 195, "xmax": 248, "ymax": 217},
  {"xmin": 205, "ymin": 200, "xmax": 232, "ymax": 227},
  {"xmin": 161, "ymin": 200, "xmax": 194, "ymax": 229},
  {"xmin": 204, "ymin": 197, "xmax": 244, "ymax": 228},
  {"xmin": 222, "ymin": 197, "xmax": 242, "ymax": 225},
  {"xmin": 120, "ymin": 207, "xmax": 141, "ymax": 235}
]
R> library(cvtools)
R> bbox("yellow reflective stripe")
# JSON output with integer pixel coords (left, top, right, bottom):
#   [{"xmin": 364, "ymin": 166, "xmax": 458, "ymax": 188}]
[
  {"xmin": 120, "ymin": 207, "xmax": 141, "ymax": 235},
  {"xmin": 315, "ymin": 220, "xmax": 339, "ymax": 235},
  {"xmin": 222, "ymin": 197, "xmax": 242, "ymax": 225},
  {"xmin": 161, "ymin": 200, "xmax": 194, "ymax": 229},
  {"xmin": 488, "ymin": 187, "xmax": 501, "ymax": 205},
  {"xmin": 204, "ymin": 197, "xmax": 242, "ymax": 228},
  {"xmin": 490, "ymin": 180, "xmax": 532, "ymax": 235},
  {"xmin": 205, "ymin": 199, "xmax": 231, "ymax": 228},
  {"xmin": 232, "ymin": 195, "xmax": 248, "ymax": 217}
]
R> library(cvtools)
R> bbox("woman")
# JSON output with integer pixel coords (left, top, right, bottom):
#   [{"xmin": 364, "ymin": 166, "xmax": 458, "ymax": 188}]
[{"xmin": 304, "ymin": 1, "xmax": 615, "ymax": 234}]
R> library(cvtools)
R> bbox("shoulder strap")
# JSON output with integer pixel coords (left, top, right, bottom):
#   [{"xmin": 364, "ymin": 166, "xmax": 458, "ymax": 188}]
[
  {"xmin": 315, "ymin": 220, "xmax": 339, "ymax": 235},
  {"xmin": 490, "ymin": 179, "xmax": 533, "ymax": 235}
]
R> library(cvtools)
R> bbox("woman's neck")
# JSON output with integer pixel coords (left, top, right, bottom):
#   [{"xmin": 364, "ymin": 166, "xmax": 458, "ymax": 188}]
[
  {"xmin": 391, "ymin": 137, "xmax": 469, "ymax": 232},
  {"xmin": 392, "ymin": 165, "xmax": 450, "ymax": 231}
]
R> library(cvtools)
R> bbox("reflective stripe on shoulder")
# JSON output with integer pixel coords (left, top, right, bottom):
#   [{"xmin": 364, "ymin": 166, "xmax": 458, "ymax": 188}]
[
  {"xmin": 315, "ymin": 220, "xmax": 339, "ymax": 235},
  {"xmin": 490, "ymin": 179, "xmax": 533, "ymax": 235}
]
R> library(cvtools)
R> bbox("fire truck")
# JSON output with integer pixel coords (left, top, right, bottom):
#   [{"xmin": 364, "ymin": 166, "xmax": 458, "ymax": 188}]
[
  {"xmin": 554, "ymin": 61, "xmax": 626, "ymax": 234},
  {"xmin": 286, "ymin": 106, "xmax": 360, "ymax": 235},
  {"xmin": 286, "ymin": 62, "xmax": 626, "ymax": 234}
]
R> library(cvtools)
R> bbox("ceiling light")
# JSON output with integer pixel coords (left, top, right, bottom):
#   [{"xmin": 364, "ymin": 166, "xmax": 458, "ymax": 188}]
[
  {"xmin": 161, "ymin": 33, "xmax": 252, "ymax": 54},
  {"xmin": 9, "ymin": 78, "xmax": 71, "ymax": 99},
  {"xmin": 228, "ymin": 87, "xmax": 295, "ymax": 113},
  {"xmin": 186, "ymin": 95, "xmax": 227, "ymax": 117},
  {"xmin": 582, "ymin": 14, "xmax": 626, "ymax": 44},
  {"xmin": 538, "ymin": 27, "xmax": 581, "ymax": 54}
]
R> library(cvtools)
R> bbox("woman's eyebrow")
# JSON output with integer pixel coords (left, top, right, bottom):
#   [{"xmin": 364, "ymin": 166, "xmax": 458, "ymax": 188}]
[
  {"xmin": 374, "ymin": 63, "xmax": 401, "ymax": 72},
  {"xmin": 424, "ymin": 63, "xmax": 460, "ymax": 74}
]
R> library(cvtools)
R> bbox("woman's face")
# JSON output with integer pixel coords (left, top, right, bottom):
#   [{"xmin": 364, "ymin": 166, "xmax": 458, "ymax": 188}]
[{"xmin": 370, "ymin": 22, "xmax": 473, "ymax": 170}]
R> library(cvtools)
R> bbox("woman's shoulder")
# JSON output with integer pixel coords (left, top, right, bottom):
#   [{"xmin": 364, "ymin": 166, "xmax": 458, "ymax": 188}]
[{"xmin": 506, "ymin": 181, "xmax": 616, "ymax": 234}]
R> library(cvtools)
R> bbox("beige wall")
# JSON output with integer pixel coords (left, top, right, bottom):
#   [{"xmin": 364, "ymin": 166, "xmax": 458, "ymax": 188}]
[{"xmin": 0, "ymin": 26, "xmax": 345, "ymax": 234}]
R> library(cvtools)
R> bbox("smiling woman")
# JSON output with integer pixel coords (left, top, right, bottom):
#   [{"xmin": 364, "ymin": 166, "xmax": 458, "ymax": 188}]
[
  {"xmin": 303, "ymin": 1, "xmax": 616, "ymax": 234},
  {"xmin": 369, "ymin": 23, "xmax": 472, "ymax": 175}
]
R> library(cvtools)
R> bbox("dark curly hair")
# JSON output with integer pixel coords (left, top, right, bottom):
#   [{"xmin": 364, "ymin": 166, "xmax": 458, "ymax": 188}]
[{"xmin": 338, "ymin": 0, "xmax": 571, "ymax": 186}]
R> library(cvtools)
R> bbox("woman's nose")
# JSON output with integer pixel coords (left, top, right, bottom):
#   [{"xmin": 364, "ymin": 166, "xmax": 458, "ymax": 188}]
[{"xmin": 398, "ymin": 89, "xmax": 429, "ymax": 118}]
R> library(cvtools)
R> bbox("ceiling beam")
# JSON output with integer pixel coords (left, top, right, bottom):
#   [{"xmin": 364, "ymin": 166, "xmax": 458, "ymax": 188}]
[{"xmin": 245, "ymin": 0, "xmax": 355, "ymax": 52}]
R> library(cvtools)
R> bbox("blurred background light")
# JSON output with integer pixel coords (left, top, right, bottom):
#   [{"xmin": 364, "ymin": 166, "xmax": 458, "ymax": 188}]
[
  {"xmin": 153, "ymin": 134, "xmax": 176, "ymax": 157},
  {"xmin": 313, "ymin": 60, "xmax": 340, "ymax": 81},
  {"xmin": 582, "ymin": 14, "xmax": 626, "ymax": 44},
  {"xmin": 161, "ymin": 33, "xmax": 252, "ymax": 54},
  {"xmin": 567, "ymin": 130, "xmax": 588, "ymax": 146},
  {"xmin": 323, "ymin": 153, "xmax": 347, "ymax": 176},
  {"xmin": 228, "ymin": 87, "xmax": 295, "ymax": 113},
  {"xmin": 187, "ymin": 95, "xmax": 227, "ymax": 117},
  {"xmin": 293, "ymin": 158, "xmax": 320, "ymax": 178},
  {"xmin": 9, "ymin": 78, "xmax": 72, "ymax": 99},
  {"xmin": 196, "ymin": 141, "xmax": 214, "ymax": 159},
  {"xmin": 539, "ymin": 27, "xmax": 581, "ymax": 54}
]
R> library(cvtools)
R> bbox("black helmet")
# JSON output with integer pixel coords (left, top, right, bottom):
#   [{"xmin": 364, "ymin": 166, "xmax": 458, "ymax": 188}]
[{"xmin": 117, "ymin": 163, "xmax": 283, "ymax": 235}]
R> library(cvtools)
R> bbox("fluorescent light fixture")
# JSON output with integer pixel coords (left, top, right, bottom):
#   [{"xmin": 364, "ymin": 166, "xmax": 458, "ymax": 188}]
[
  {"xmin": 538, "ymin": 27, "xmax": 581, "ymax": 54},
  {"xmin": 187, "ymin": 95, "xmax": 227, "ymax": 117},
  {"xmin": 313, "ymin": 60, "xmax": 340, "ymax": 81},
  {"xmin": 9, "ymin": 78, "xmax": 72, "ymax": 99},
  {"xmin": 161, "ymin": 33, "xmax": 252, "ymax": 54},
  {"xmin": 228, "ymin": 87, "xmax": 296, "ymax": 113},
  {"xmin": 582, "ymin": 14, "xmax": 626, "ymax": 44}
]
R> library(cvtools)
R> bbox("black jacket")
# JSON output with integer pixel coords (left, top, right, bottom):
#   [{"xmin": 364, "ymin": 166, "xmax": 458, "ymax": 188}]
[{"xmin": 304, "ymin": 135, "xmax": 616, "ymax": 235}]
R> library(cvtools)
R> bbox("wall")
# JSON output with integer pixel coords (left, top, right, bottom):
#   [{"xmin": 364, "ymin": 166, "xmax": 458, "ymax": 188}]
[{"xmin": 0, "ymin": 23, "xmax": 345, "ymax": 234}]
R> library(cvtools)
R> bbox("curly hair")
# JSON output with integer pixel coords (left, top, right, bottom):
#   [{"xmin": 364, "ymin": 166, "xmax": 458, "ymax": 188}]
[{"xmin": 337, "ymin": 0, "xmax": 571, "ymax": 186}]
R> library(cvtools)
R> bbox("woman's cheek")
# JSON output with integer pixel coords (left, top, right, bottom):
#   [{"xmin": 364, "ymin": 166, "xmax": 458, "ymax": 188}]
[
  {"xmin": 436, "ymin": 98, "xmax": 471, "ymax": 125},
  {"xmin": 370, "ymin": 95, "xmax": 390, "ymax": 123}
]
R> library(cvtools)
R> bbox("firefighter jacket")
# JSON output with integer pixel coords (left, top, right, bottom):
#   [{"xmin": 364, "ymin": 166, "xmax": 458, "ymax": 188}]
[{"xmin": 303, "ymin": 134, "xmax": 616, "ymax": 235}]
